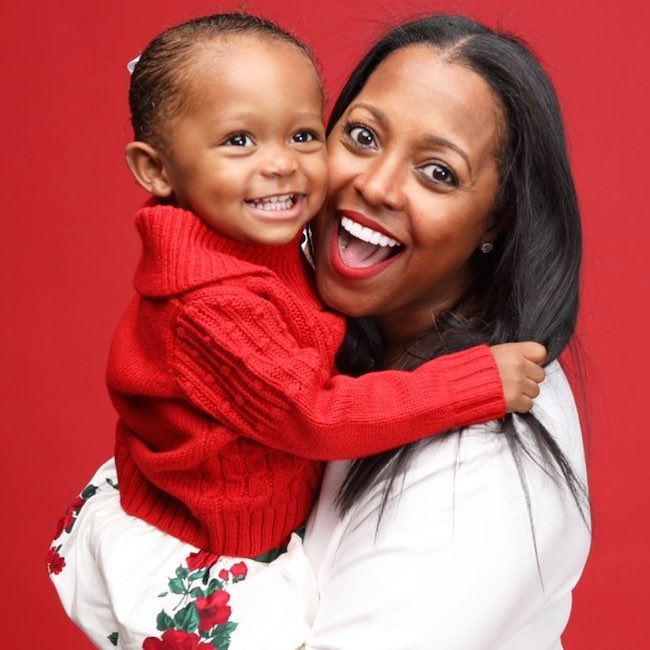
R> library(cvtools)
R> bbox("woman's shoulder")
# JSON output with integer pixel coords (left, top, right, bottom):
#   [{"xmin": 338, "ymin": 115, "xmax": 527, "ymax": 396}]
[
  {"xmin": 463, "ymin": 359, "xmax": 587, "ymax": 481},
  {"xmin": 394, "ymin": 361, "xmax": 584, "ymax": 506},
  {"xmin": 527, "ymin": 360, "xmax": 580, "ymax": 433},
  {"xmin": 306, "ymin": 361, "xmax": 591, "ymax": 650}
]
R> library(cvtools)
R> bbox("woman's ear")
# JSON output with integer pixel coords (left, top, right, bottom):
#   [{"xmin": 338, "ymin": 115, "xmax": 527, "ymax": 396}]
[
  {"xmin": 477, "ymin": 221, "xmax": 499, "ymax": 254},
  {"xmin": 480, "ymin": 223, "xmax": 498, "ymax": 247},
  {"xmin": 125, "ymin": 142, "xmax": 173, "ymax": 198}
]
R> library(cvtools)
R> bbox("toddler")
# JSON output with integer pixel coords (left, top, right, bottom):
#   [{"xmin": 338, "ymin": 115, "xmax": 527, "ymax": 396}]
[{"xmin": 48, "ymin": 12, "xmax": 545, "ymax": 650}]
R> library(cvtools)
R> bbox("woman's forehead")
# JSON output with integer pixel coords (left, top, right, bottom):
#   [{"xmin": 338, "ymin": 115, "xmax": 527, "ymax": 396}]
[{"xmin": 352, "ymin": 45, "xmax": 503, "ymax": 158}]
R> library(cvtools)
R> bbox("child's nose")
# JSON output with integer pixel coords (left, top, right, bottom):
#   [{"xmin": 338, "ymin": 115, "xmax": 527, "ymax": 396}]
[{"xmin": 260, "ymin": 145, "xmax": 299, "ymax": 177}]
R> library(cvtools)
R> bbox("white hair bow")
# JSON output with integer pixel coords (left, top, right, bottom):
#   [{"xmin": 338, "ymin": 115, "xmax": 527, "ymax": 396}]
[{"xmin": 127, "ymin": 56, "xmax": 140, "ymax": 74}]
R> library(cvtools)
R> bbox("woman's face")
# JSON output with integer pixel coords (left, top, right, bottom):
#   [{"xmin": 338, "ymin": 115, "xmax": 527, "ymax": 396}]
[{"xmin": 314, "ymin": 45, "xmax": 503, "ymax": 352}]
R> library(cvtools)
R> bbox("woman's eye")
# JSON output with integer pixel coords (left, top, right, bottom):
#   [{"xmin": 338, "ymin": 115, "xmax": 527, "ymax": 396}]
[
  {"xmin": 292, "ymin": 131, "xmax": 317, "ymax": 144},
  {"xmin": 224, "ymin": 133, "xmax": 254, "ymax": 147},
  {"xmin": 419, "ymin": 163, "xmax": 458, "ymax": 186},
  {"xmin": 347, "ymin": 125, "xmax": 377, "ymax": 149}
]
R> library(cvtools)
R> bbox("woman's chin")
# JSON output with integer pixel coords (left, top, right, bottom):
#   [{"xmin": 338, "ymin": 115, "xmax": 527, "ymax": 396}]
[{"xmin": 315, "ymin": 271, "xmax": 370, "ymax": 317}]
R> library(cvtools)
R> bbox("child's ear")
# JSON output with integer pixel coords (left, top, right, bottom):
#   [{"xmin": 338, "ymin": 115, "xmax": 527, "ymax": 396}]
[{"xmin": 125, "ymin": 142, "xmax": 173, "ymax": 198}]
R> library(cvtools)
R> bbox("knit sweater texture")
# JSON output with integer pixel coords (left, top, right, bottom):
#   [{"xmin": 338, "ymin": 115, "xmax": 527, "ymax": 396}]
[{"xmin": 110, "ymin": 204, "xmax": 506, "ymax": 557}]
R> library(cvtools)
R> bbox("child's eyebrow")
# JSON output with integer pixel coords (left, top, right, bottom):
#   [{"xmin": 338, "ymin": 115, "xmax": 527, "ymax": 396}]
[
  {"xmin": 210, "ymin": 110, "xmax": 324, "ymax": 127},
  {"xmin": 212, "ymin": 111, "xmax": 260, "ymax": 122},
  {"xmin": 292, "ymin": 111, "xmax": 325, "ymax": 122}
]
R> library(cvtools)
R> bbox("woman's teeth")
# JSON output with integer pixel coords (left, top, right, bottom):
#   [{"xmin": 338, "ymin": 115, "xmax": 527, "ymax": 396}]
[
  {"xmin": 340, "ymin": 216, "xmax": 399, "ymax": 248},
  {"xmin": 246, "ymin": 194, "xmax": 297, "ymax": 211},
  {"xmin": 337, "ymin": 215, "xmax": 402, "ymax": 269}
]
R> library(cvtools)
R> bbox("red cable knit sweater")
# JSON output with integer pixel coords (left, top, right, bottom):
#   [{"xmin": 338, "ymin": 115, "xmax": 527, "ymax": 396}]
[{"xmin": 110, "ymin": 205, "xmax": 505, "ymax": 557}]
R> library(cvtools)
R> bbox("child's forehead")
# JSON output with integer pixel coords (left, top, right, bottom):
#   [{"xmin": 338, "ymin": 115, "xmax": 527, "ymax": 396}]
[
  {"xmin": 185, "ymin": 35, "xmax": 317, "ymax": 79},
  {"xmin": 180, "ymin": 36, "xmax": 323, "ymax": 105}
]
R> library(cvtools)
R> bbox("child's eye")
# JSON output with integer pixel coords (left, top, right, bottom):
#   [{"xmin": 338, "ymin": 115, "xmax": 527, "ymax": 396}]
[
  {"xmin": 345, "ymin": 124, "xmax": 377, "ymax": 149},
  {"xmin": 224, "ymin": 133, "xmax": 254, "ymax": 147},
  {"xmin": 418, "ymin": 162, "xmax": 458, "ymax": 187},
  {"xmin": 292, "ymin": 131, "xmax": 317, "ymax": 144}
]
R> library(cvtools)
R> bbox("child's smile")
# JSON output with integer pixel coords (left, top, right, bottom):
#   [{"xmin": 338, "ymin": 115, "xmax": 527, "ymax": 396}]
[
  {"xmin": 245, "ymin": 192, "xmax": 303, "ymax": 216},
  {"xmin": 156, "ymin": 35, "xmax": 328, "ymax": 246}
]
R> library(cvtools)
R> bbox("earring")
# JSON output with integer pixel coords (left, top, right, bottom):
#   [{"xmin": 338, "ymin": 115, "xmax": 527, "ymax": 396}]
[{"xmin": 479, "ymin": 242, "xmax": 494, "ymax": 254}]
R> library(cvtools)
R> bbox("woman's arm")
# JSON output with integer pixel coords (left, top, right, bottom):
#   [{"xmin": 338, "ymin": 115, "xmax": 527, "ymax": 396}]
[{"xmin": 304, "ymin": 363, "xmax": 590, "ymax": 650}]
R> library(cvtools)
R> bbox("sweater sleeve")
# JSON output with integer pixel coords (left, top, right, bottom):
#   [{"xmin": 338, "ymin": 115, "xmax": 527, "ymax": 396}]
[{"xmin": 171, "ymin": 288, "xmax": 505, "ymax": 460}]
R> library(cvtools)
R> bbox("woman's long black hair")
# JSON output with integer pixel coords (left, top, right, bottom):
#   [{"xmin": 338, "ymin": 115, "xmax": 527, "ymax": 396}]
[{"xmin": 327, "ymin": 15, "xmax": 589, "ymax": 526}]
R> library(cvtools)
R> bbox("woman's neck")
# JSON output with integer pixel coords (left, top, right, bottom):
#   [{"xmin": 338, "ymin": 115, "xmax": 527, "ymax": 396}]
[{"xmin": 377, "ymin": 303, "xmax": 453, "ymax": 365}]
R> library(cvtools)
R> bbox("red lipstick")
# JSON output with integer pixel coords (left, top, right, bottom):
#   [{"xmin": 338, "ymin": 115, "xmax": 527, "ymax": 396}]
[{"xmin": 328, "ymin": 210, "xmax": 402, "ymax": 280}]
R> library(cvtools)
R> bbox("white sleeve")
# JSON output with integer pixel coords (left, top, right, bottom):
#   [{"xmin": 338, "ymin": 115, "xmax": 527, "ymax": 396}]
[{"xmin": 304, "ymin": 362, "xmax": 591, "ymax": 650}]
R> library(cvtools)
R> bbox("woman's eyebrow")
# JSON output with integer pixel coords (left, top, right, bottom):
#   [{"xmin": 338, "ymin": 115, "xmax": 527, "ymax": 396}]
[
  {"xmin": 350, "ymin": 102, "xmax": 472, "ymax": 177},
  {"xmin": 420, "ymin": 135, "xmax": 472, "ymax": 177},
  {"xmin": 350, "ymin": 102, "xmax": 388, "ymax": 126}
]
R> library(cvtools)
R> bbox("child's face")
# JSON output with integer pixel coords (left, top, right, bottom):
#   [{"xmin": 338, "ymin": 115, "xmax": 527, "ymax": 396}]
[{"xmin": 160, "ymin": 37, "xmax": 328, "ymax": 246}]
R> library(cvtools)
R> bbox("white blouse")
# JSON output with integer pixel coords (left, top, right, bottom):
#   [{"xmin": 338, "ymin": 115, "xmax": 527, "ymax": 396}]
[{"xmin": 304, "ymin": 361, "xmax": 590, "ymax": 650}]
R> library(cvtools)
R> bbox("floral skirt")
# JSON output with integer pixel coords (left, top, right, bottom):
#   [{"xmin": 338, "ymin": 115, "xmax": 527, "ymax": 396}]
[{"xmin": 48, "ymin": 458, "xmax": 317, "ymax": 650}]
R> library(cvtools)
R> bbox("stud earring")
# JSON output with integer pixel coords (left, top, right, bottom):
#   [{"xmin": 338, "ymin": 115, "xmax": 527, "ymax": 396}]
[{"xmin": 480, "ymin": 242, "xmax": 494, "ymax": 254}]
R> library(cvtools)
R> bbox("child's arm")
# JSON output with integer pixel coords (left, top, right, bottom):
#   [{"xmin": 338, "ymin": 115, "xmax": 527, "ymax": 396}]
[{"xmin": 172, "ymin": 289, "xmax": 543, "ymax": 460}]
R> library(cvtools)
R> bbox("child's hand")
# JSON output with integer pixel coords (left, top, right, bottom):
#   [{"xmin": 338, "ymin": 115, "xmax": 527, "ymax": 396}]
[{"xmin": 490, "ymin": 342, "xmax": 547, "ymax": 413}]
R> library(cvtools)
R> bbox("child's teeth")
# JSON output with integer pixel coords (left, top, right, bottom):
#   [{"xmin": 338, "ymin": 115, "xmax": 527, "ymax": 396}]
[{"xmin": 248, "ymin": 194, "xmax": 296, "ymax": 211}]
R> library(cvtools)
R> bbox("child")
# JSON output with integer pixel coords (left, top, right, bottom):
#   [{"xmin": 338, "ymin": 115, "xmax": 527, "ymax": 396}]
[{"xmin": 48, "ymin": 12, "xmax": 545, "ymax": 650}]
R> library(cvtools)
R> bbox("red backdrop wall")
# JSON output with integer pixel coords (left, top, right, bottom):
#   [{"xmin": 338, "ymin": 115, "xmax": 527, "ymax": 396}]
[{"xmin": 2, "ymin": 0, "xmax": 647, "ymax": 647}]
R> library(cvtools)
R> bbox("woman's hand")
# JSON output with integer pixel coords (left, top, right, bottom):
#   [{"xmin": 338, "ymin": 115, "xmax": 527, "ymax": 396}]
[{"xmin": 490, "ymin": 342, "xmax": 546, "ymax": 413}]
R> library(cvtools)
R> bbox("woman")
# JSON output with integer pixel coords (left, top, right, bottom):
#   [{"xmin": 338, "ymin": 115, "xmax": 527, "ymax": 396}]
[
  {"xmin": 49, "ymin": 12, "xmax": 589, "ymax": 650},
  {"xmin": 304, "ymin": 14, "xmax": 589, "ymax": 650}
]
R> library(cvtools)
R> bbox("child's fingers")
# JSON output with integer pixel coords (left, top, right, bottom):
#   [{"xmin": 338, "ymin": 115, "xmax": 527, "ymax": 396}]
[
  {"xmin": 525, "ymin": 357, "xmax": 545, "ymax": 384},
  {"xmin": 519, "ymin": 341, "xmax": 547, "ymax": 366},
  {"xmin": 513, "ymin": 395, "xmax": 534, "ymax": 413},
  {"xmin": 522, "ymin": 378, "xmax": 541, "ymax": 399}
]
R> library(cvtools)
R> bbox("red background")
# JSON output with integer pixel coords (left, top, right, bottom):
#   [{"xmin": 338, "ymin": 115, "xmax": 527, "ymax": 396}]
[{"xmin": 2, "ymin": 0, "xmax": 648, "ymax": 647}]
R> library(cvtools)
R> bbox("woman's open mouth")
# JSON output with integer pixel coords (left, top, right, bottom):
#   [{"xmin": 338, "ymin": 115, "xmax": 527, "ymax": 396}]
[
  {"xmin": 338, "ymin": 215, "xmax": 402, "ymax": 267},
  {"xmin": 331, "ymin": 211, "xmax": 403, "ymax": 279}
]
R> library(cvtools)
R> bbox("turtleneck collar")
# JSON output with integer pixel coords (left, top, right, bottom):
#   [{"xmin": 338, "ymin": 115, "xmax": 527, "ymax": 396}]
[{"xmin": 133, "ymin": 203, "xmax": 312, "ymax": 298}]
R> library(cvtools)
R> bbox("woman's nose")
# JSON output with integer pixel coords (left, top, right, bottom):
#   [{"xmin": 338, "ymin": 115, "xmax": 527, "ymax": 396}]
[
  {"xmin": 260, "ymin": 145, "xmax": 299, "ymax": 177},
  {"xmin": 352, "ymin": 156, "xmax": 406, "ymax": 211}
]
